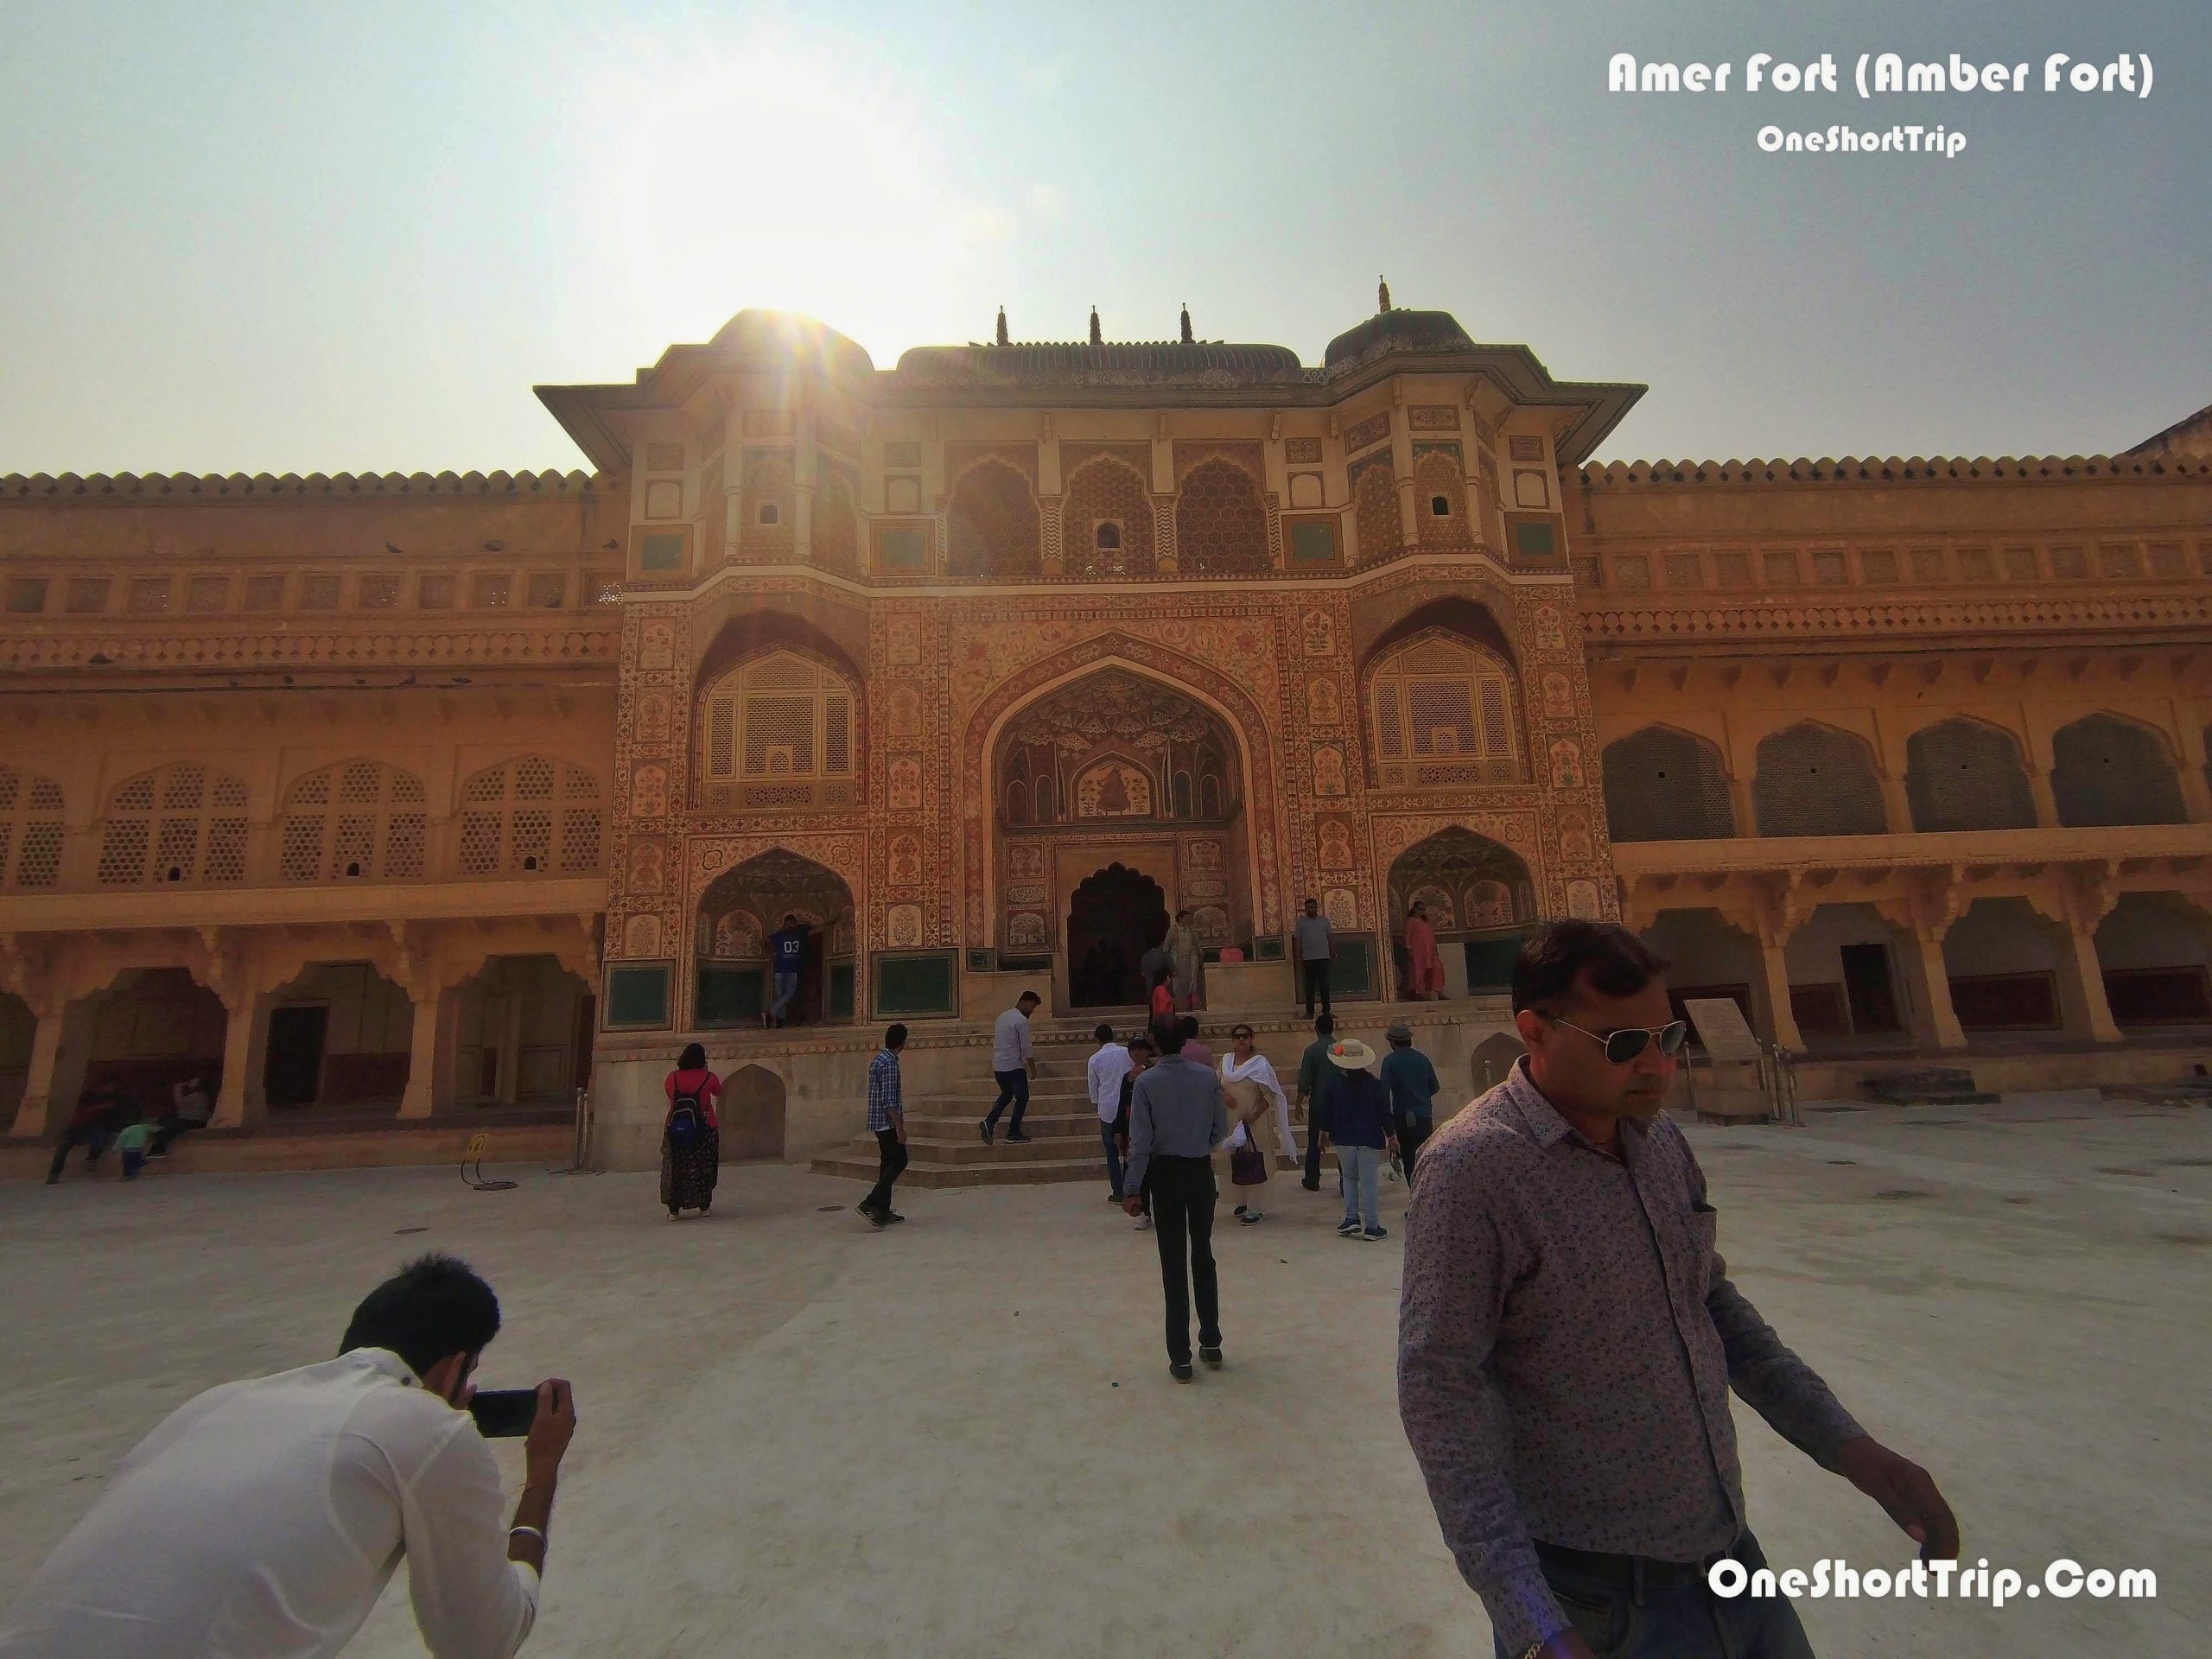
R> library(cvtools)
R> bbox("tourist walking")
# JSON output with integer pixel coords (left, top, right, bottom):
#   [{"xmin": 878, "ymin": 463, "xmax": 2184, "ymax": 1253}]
[
  {"xmin": 860, "ymin": 1025, "xmax": 909, "ymax": 1227},
  {"xmin": 1222, "ymin": 1024, "xmax": 1297, "ymax": 1174},
  {"xmin": 1148, "ymin": 965, "xmax": 1176, "ymax": 1026},
  {"xmin": 1379, "ymin": 1023, "xmax": 1442, "ymax": 1180},
  {"xmin": 661, "ymin": 1042, "xmax": 721, "ymax": 1218},
  {"xmin": 149, "ymin": 1074, "xmax": 213, "ymax": 1157},
  {"xmin": 43, "ymin": 1083, "xmax": 120, "ymax": 1185},
  {"xmin": 1293, "ymin": 897, "xmax": 1333, "ymax": 1017},
  {"xmin": 980, "ymin": 990, "xmax": 1039, "ymax": 1145},
  {"xmin": 1402, "ymin": 899, "xmax": 1446, "ymax": 1000},
  {"xmin": 1121, "ymin": 1021, "xmax": 1230, "ymax": 1380},
  {"xmin": 1176, "ymin": 1014, "xmax": 1213, "ymax": 1070},
  {"xmin": 1087, "ymin": 1021, "xmax": 1135, "ymax": 1202},
  {"xmin": 766, "ymin": 912, "xmax": 807, "ymax": 1027},
  {"xmin": 1167, "ymin": 907, "xmax": 1204, "ymax": 1010},
  {"xmin": 1294, "ymin": 1014, "xmax": 1337, "ymax": 1190},
  {"xmin": 1113, "ymin": 1033, "xmax": 1155, "ymax": 1230},
  {"xmin": 1399, "ymin": 920, "xmax": 1958, "ymax": 1659},
  {"xmin": 1319, "ymin": 1039, "xmax": 1395, "ymax": 1240}
]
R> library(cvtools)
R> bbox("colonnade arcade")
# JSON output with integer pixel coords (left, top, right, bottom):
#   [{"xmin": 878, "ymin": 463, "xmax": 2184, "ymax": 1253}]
[{"xmin": 0, "ymin": 920, "xmax": 599, "ymax": 1138}]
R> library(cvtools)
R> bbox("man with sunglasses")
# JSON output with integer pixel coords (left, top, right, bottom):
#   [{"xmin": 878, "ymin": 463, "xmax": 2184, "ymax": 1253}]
[{"xmin": 1399, "ymin": 920, "xmax": 1957, "ymax": 1659}]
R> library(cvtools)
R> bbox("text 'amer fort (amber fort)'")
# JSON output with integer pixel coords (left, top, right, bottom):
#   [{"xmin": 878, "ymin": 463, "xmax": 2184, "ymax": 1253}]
[{"xmin": 4, "ymin": 297, "xmax": 2209, "ymax": 1176}]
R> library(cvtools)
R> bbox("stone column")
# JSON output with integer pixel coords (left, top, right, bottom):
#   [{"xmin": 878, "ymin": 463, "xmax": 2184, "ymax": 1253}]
[
  {"xmin": 398, "ymin": 988, "xmax": 448, "ymax": 1119},
  {"xmin": 496, "ymin": 993, "xmax": 524, "ymax": 1105},
  {"xmin": 1390, "ymin": 412, "xmax": 1418, "ymax": 550},
  {"xmin": 1756, "ymin": 936, "xmax": 1803, "ymax": 1052},
  {"xmin": 2027, "ymin": 766, "xmax": 2060, "ymax": 828},
  {"xmin": 1878, "ymin": 771, "xmax": 1913, "ymax": 834},
  {"xmin": 2056, "ymin": 923, "xmax": 2123, "ymax": 1044},
  {"xmin": 213, "ymin": 995, "xmax": 270, "ymax": 1127},
  {"xmin": 1900, "ymin": 928, "xmax": 1968, "ymax": 1051},
  {"xmin": 10, "ymin": 999, "xmax": 80, "ymax": 1139},
  {"xmin": 1728, "ymin": 772, "xmax": 1758, "ymax": 838}
]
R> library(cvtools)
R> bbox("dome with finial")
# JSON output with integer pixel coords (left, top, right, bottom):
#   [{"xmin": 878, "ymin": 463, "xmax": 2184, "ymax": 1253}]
[
  {"xmin": 702, "ymin": 308, "xmax": 875, "ymax": 378},
  {"xmin": 1323, "ymin": 301, "xmax": 1476, "ymax": 374}
]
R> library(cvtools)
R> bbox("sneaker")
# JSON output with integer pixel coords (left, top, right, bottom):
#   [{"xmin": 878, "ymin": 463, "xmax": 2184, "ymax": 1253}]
[
  {"xmin": 885, "ymin": 1211, "xmax": 907, "ymax": 1224},
  {"xmin": 1006, "ymin": 1132, "xmax": 1031, "ymax": 1144},
  {"xmin": 1362, "ymin": 1225, "xmax": 1389, "ymax": 1241},
  {"xmin": 1170, "ymin": 1360, "xmax": 1195, "ymax": 1382},
  {"xmin": 1134, "ymin": 1215, "xmax": 1153, "ymax": 1231},
  {"xmin": 1300, "ymin": 1179, "xmax": 1320, "ymax": 1192},
  {"xmin": 1232, "ymin": 1204, "xmax": 1247, "ymax": 1216},
  {"xmin": 1337, "ymin": 1217, "xmax": 1362, "ymax": 1236},
  {"xmin": 858, "ymin": 1202, "xmax": 887, "ymax": 1228},
  {"xmin": 978, "ymin": 1120, "xmax": 994, "ymax": 1146},
  {"xmin": 1239, "ymin": 1210, "xmax": 1262, "ymax": 1224},
  {"xmin": 1108, "ymin": 1192, "xmax": 1125, "ymax": 1203},
  {"xmin": 1198, "ymin": 1345, "xmax": 1224, "ymax": 1368}
]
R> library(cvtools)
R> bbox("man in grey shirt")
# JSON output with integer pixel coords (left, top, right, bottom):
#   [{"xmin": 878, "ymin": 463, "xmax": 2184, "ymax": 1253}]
[
  {"xmin": 1399, "ymin": 921, "xmax": 1956, "ymax": 1658},
  {"xmin": 1121, "ymin": 1023, "xmax": 1230, "ymax": 1381},
  {"xmin": 1292, "ymin": 896, "xmax": 1333, "ymax": 1018},
  {"xmin": 980, "ymin": 991, "xmax": 1039, "ymax": 1145}
]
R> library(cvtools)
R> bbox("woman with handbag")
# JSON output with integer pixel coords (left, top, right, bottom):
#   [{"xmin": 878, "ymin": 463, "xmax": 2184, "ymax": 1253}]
[
  {"xmin": 1220, "ymin": 1026, "xmax": 1283, "ymax": 1224},
  {"xmin": 1221, "ymin": 1025, "xmax": 1297, "ymax": 1183},
  {"xmin": 661, "ymin": 1041, "xmax": 722, "ymax": 1218}
]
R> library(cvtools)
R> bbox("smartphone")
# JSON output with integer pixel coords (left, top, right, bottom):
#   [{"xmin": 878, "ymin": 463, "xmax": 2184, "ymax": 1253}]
[{"xmin": 467, "ymin": 1389, "xmax": 539, "ymax": 1439}]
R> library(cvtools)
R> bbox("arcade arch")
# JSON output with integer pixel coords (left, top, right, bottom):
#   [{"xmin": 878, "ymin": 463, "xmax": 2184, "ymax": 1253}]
[{"xmin": 695, "ymin": 849, "xmax": 858, "ymax": 1027}]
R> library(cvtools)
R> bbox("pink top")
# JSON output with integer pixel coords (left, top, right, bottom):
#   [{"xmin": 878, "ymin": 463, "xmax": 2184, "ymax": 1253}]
[{"xmin": 664, "ymin": 1067, "xmax": 721, "ymax": 1129}]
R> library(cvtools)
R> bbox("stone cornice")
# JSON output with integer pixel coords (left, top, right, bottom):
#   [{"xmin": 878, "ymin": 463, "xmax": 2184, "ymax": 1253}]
[
  {"xmin": 1580, "ymin": 588, "xmax": 2212, "ymax": 649},
  {"xmin": 1577, "ymin": 454, "xmax": 2212, "ymax": 488},
  {"xmin": 1612, "ymin": 823, "xmax": 2212, "ymax": 878},
  {"xmin": 0, "ymin": 468, "xmax": 605, "ymax": 502},
  {"xmin": 0, "ymin": 620, "xmax": 619, "ymax": 672},
  {"xmin": 0, "ymin": 875, "xmax": 607, "ymax": 932}
]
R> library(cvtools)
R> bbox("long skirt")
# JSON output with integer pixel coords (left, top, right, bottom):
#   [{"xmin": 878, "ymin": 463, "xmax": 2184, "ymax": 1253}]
[{"xmin": 660, "ymin": 1125, "xmax": 721, "ymax": 1212}]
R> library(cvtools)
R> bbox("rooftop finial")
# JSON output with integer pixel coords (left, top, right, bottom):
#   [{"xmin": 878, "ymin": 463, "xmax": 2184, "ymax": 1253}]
[
  {"xmin": 1179, "ymin": 303, "xmax": 1192, "ymax": 345},
  {"xmin": 995, "ymin": 306, "xmax": 1008, "ymax": 346},
  {"xmin": 1089, "ymin": 306, "xmax": 1102, "ymax": 346},
  {"xmin": 1377, "ymin": 276, "xmax": 1392, "ymax": 313}
]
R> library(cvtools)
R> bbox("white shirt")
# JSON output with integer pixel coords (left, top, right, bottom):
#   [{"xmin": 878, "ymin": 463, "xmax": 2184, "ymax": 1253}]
[
  {"xmin": 0, "ymin": 1350, "xmax": 538, "ymax": 1659},
  {"xmin": 1087, "ymin": 1041, "xmax": 1135, "ymax": 1122},
  {"xmin": 991, "ymin": 1007, "xmax": 1033, "ymax": 1071}
]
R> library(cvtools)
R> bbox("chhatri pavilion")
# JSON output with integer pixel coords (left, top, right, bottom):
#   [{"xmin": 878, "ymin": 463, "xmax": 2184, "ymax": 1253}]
[{"xmin": 3, "ymin": 295, "xmax": 2210, "ymax": 1177}]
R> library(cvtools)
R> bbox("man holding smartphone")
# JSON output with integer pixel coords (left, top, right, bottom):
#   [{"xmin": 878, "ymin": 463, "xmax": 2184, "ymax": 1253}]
[{"xmin": 0, "ymin": 1254, "xmax": 578, "ymax": 1658}]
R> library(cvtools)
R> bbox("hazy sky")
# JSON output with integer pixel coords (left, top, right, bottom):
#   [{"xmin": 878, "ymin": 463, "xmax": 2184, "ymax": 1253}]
[{"xmin": 2, "ymin": 0, "xmax": 2202, "ymax": 475}]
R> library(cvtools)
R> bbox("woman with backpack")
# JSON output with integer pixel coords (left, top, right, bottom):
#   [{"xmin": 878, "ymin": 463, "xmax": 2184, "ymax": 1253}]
[{"xmin": 662, "ymin": 1042, "xmax": 721, "ymax": 1218}]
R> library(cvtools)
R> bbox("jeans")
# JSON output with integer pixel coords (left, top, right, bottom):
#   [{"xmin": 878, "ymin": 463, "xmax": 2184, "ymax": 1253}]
[
  {"xmin": 1147, "ymin": 1155, "xmax": 1219, "ymax": 1363},
  {"xmin": 47, "ymin": 1126, "xmax": 110, "ymax": 1181},
  {"xmin": 1301, "ymin": 959, "xmax": 1332, "ymax": 1018},
  {"xmin": 1337, "ymin": 1143, "xmax": 1382, "ymax": 1228},
  {"xmin": 1395, "ymin": 1115, "xmax": 1432, "ymax": 1182},
  {"xmin": 984, "ymin": 1068, "xmax": 1028, "ymax": 1133},
  {"xmin": 1493, "ymin": 1531, "xmax": 1814, "ymax": 1659},
  {"xmin": 864, "ymin": 1127, "xmax": 908, "ymax": 1213},
  {"xmin": 121, "ymin": 1147, "xmax": 147, "ymax": 1180},
  {"xmin": 1100, "ymin": 1119, "xmax": 1125, "ymax": 1198},
  {"xmin": 769, "ymin": 970, "xmax": 799, "ymax": 1023}
]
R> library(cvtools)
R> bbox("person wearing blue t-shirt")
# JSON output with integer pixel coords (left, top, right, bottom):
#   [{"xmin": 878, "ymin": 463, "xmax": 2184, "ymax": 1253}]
[{"xmin": 766, "ymin": 913, "xmax": 808, "ymax": 1027}]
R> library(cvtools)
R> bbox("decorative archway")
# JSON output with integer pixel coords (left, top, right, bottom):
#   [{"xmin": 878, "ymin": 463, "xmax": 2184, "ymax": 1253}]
[
  {"xmin": 694, "ymin": 848, "xmax": 858, "ymax": 1026},
  {"xmin": 1066, "ymin": 863, "xmax": 1171, "ymax": 1008},
  {"xmin": 962, "ymin": 635, "xmax": 1283, "ymax": 949},
  {"xmin": 988, "ymin": 665, "xmax": 1249, "ymax": 982},
  {"xmin": 1386, "ymin": 826, "xmax": 1536, "ymax": 995}
]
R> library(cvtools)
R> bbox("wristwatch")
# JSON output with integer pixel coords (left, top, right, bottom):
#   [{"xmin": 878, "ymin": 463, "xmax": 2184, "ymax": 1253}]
[{"xmin": 1516, "ymin": 1640, "xmax": 1550, "ymax": 1659}]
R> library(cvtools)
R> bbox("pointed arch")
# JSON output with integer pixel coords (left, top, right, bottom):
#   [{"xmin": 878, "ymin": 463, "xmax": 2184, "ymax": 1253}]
[
  {"xmin": 1174, "ymin": 457, "xmax": 1268, "ymax": 574},
  {"xmin": 1414, "ymin": 450, "xmax": 1469, "ymax": 544},
  {"xmin": 696, "ymin": 648, "xmax": 857, "ymax": 810},
  {"xmin": 456, "ymin": 756, "xmax": 603, "ymax": 876},
  {"xmin": 97, "ymin": 762, "xmax": 250, "ymax": 887},
  {"xmin": 1365, "ymin": 628, "xmax": 1524, "ymax": 788},
  {"xmin": 947, "ymin": 456, "xmax": 1040, "ymax": 577},
  {"xmin": 1905, "ymin": 716, "xmax": 2036, "ymax": 832},
  {"xmin": 279, "ymin": 759, "xmax": 429, "ymax": 882},
  {"xmin": 1603, "ymin": 725, "xmax": 1735, "ymax": 842},
  {"xmin": 0, "ymin": 764, "xmax": 65, "ymax": 890},
  {"xmin": 2051, "ymin": 713, "xmax": 2186, "ymax": 827},
  {"xmin": 1063, "ymin": 454, "xmax": 1155, "ymax": 576},
  {"xmin": 1753, "ymin": 723, "xmax": 1886, "ymax": 837}
]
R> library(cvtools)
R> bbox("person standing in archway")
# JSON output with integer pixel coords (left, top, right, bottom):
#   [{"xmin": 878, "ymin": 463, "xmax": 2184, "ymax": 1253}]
[
  {"xmin": 1167, "ymin": 907, "xmax": 1205, "ymax": 1011},
  {"xmin": 1403, "ymin": 899, "xmax": 1447, "ymax": 1001},
  {"xmin": 766, "ymin": 914, "xmax": 808, "ymax": 1028},
  {"xmin": 1294, "ymin": 897, "xmax": 1333, "ymax": 1018},
  {"xmin": 660, "ymin": 1044, "xmax": 721, "ymax": 1218}
]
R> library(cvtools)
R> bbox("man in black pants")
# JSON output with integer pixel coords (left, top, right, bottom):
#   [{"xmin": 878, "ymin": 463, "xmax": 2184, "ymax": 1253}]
[
  {"xmin": 860, "ymin": 1025, "xmax": 909, "ymax": 1226},
  {"xmin": 1293, "ymin": 897, "xmax": 1333, "ymax": 1018},
  {"xmin": 1294, "ymin": 1014, "xmax": 1338, "ymax": 1190},
  {"xmin": 1121, "ymin": 1022, "xmax": 1230, "ymax": 1381}
]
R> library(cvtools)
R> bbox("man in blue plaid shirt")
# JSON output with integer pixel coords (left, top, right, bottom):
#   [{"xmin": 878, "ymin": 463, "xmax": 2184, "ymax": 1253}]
[{"xmin": 860, "ymin": 1025, "xmax": 909, "ymax": 1227}]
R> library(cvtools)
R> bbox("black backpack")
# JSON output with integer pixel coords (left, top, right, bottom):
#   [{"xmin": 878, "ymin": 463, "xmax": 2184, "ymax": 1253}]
[{"xmin": 666, "ymin": 1084, "xmax": 706, "ymax": 1151}]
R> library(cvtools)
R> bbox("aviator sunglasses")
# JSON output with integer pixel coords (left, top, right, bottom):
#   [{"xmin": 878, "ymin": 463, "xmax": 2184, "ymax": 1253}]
[{"xmin": 1541, "ymin": 1013, "xmax": 1690, "ymax": 1065}]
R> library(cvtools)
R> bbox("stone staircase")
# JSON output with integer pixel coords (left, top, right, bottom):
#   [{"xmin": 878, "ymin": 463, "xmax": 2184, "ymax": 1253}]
[{"xmin": 810, "ymin": 1053, "xmax": 1112, "ymax": 1189}]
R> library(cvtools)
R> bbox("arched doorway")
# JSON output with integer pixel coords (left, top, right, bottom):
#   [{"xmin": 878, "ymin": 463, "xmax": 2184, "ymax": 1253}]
[
  {"xmin": 695, "ymin": 849, "xmax": 858, "ymax": 1027},
  {"xmin": 994, "ymin": 667, "xmax": 1251, "ymax": 1001},
  {"xmin": 1067, "ymin": 863, "xmax": 1170, "ymax": 1008},
  {"xmin": 1386, "ymin": 827, "xmax": 1536, "ymax": 996}
]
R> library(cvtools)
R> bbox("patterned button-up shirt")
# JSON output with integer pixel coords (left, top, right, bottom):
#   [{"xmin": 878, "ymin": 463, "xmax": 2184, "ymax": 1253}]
[
  {"xmin": 1397, "ymin": 1059, "xmax": 1866, "ymax": 1655},
  {"xmin": 866, "ymin": 1048, "xmax": 902, "ymax": 1133}
]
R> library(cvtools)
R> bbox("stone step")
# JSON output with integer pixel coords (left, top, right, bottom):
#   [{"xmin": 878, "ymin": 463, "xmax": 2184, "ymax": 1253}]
[
  {"xmin": 809, "ymin": 1151, "xmax": 1108, "ymax": 1189},
  {"xmin": 904, "ymin": 1111, "xmax": 1099, "ymax": 1137},
  {"xmin": 897, "ymin": 1135, "xmax": 1101, "ymax": 1166}
]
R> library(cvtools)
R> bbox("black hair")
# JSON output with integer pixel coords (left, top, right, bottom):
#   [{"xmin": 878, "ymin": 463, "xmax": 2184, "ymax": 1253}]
[
  {"xmin": 884, "ymin": 1024, "xmax": 908, "ymax": 1049},
  {"xmin": 1093, "ymin": 1022, "xmax": 1116, "ymax": 1043},
  {"xmin": 1510, "ymin": 920, "xmax": 1669, "ymax": 1014},
  {"xmin": 1127, "ymin": 1032, "xmax": 1154, "ymax": 1052},
  {"xmin": 678, "ymin": 1041, "xmax": 708, "ymax": 1070},
  {"xmin": 1016, "ymin": 990, "xmax": 1040, "ymax": 1006},
  {"xmin": 1152, "ymin": 1019, "xmax": 1186, "ymax": 1056},
  {"xmin": 1313, "ymin": 1014, "xmax": 1334, "ymax": 1036},
  {"xmin": 1177, "ymin": 1014, "xmax": 1200, "ymax": 1041},
  {"xmin": 340, "ymin": 1253, "xmax": 500, "ymax": 1378},
  {"xmin": 1151, "ymin": 964, "xmax": 1173, "ymax": 988}
]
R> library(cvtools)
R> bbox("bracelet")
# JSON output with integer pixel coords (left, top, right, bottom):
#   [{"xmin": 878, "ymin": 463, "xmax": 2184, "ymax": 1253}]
[{"xmin": 509, "ymin": 1526, "xmax": 548, "ymax": 1549}]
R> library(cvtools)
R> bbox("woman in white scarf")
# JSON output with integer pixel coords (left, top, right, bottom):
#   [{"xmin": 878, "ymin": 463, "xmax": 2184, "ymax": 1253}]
[{"xmin": 1220, "ymin": 1024, "xmax": 1298, "ymax": 1189}]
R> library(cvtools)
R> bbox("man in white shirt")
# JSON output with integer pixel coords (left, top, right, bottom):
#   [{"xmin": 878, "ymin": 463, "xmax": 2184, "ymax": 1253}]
[
  {"xmin": 980, "ymin": 990, "xmax": 1040, "ymax": 1146},
  {"xmin": 0, "ymin": 1254, "xmax": 577, "ymax": 1659},
  {"xmin": 1086, "ymin": 1020, "xmax": 1135, "ymax": 1202}
]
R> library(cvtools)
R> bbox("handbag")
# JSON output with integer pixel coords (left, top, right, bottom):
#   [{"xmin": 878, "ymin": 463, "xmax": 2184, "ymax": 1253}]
[{"xmin": 1229, "ymin": 1132, "xmax": 1268, "ymax": 1187}]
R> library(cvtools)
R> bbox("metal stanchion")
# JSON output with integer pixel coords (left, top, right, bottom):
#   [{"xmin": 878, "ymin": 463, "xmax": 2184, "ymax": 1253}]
[{"xmin": 547, "ymin": 1086, "xmax": 596, "ymax": 1174}]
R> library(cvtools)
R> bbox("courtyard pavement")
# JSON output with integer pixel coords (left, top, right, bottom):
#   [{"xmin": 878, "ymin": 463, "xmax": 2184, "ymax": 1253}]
[{"xmin": 3, "ymin": 1090, "xmax": 2205, "ymax": 1657}]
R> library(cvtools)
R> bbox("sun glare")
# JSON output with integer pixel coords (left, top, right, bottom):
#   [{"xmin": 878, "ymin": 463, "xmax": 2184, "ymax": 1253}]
[{"xmin": 572, "ymin": 30, "xmax": 1009, "ymax": 368}]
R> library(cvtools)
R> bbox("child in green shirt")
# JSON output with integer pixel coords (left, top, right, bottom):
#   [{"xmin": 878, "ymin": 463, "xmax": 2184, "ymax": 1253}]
[{"xmin": 114, "ymin": 1119, "xmax": 156, "ymax": 1180}]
